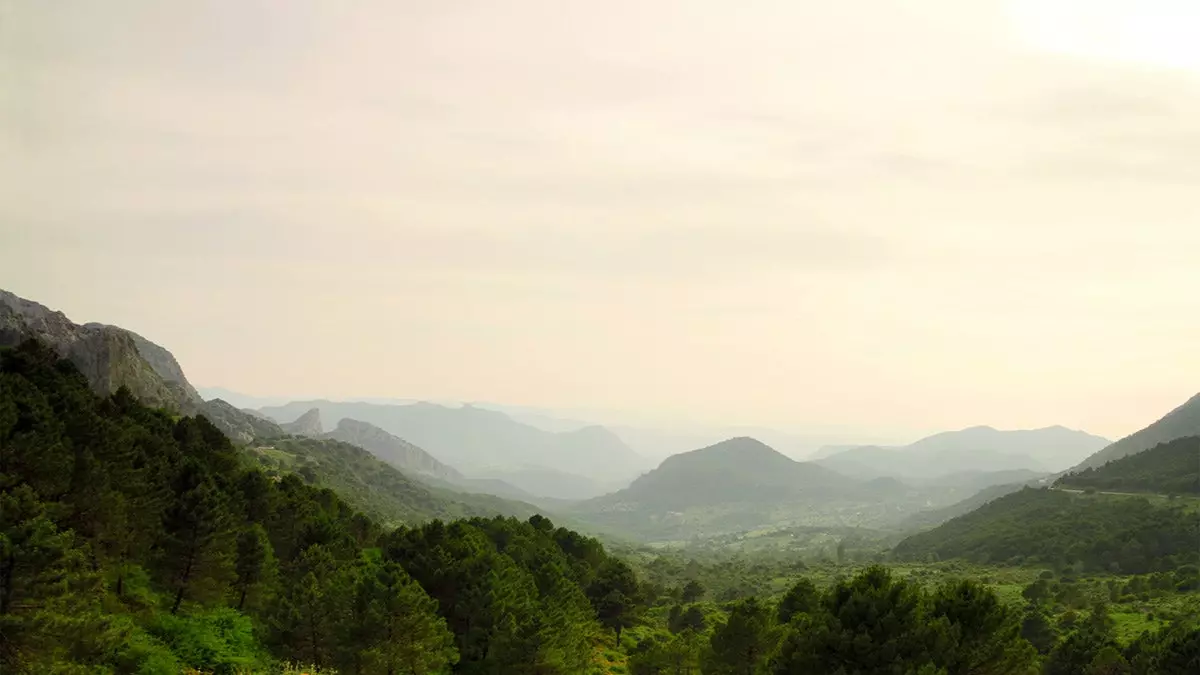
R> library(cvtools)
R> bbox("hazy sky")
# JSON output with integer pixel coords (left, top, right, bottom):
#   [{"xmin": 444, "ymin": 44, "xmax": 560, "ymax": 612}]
[{"xmin": 3, "ymin": 0, "xmax": 1198, "ymax": 441}]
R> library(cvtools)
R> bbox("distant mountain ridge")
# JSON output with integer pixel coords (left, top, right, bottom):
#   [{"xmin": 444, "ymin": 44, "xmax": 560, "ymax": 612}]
[
  {"xmin": 816, "ymin": 425, "xmax": 1110, "ymax": 479},
  {"xmin": 260, "ymin": 399, "xmax": 649, "ymax": 496},
  {"xmin": 1070, "ymin": 392, "xmax": 1200, "ymax": 471},
  {"xmin": 322, "ymin": 418, "xmax": 462, "ymax": 481}
]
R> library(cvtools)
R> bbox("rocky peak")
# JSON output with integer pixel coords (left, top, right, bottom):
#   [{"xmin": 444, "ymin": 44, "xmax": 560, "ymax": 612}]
[{"xmin": 281, "ymin": 408, "xmax": 323, "ymax": 436}]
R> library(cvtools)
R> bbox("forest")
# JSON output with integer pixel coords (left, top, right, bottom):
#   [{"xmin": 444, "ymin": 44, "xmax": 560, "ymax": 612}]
[
  {"xmin": 2, "ymin": 339, "xmax": 1198, "ymax": 674},
  {"xmin": 892, "ymin": 488, "xmax": 1200, "ymax": 574}
]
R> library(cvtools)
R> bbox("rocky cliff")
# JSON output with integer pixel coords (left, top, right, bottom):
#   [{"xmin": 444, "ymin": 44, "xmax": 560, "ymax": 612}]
[
  {"xmin": 0, "ymin": 290, "xmax": 197, "ymax": 412},
  {"xmin": 0, "ymin": 289, "xmax": 272, "ymax": 444}
]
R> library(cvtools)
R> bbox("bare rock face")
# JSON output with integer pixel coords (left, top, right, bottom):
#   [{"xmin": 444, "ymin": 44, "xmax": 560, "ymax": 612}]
[
  {"xmin": 0, "ymin": 289, "xmax": 278, "ymax": 445},
  {"xmin": 0, "ymin": 289, "xmax": 200, "ymax": 413},
  {"xmin": 281, "ymin": 408, "xmax": 324, "ymax": 437},
  {"xmin": 85, "ymin": 322, "xmax": 203, "ymax": 408}
]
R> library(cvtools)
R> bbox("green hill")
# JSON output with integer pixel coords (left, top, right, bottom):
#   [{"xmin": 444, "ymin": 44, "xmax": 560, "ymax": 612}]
[
  {"xmin": 1072, "ymin": 392, "xmax": 1200, "ymax": 471},
  {"xmin": 246, "ymin": 436, "xmax": 536, "ymax": 526},
  {"xmin": 1057, "ymin": 435, "xmax": 1200, "ymax": 495},
  {"xmin": 893, "ymin": 487, "xmax": 1200, "ymax": 573}
]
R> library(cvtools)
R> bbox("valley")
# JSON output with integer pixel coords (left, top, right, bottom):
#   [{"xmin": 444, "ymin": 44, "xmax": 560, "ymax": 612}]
[{"xmin": 2, "ymin": 288, "xmax": 1197, "ymax": 674}]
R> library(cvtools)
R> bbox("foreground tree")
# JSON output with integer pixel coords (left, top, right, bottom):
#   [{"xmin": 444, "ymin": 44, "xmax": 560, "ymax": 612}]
[
  {"xmin": 361, "ymin": 561, "xmax": 457, "ymax": 675},
  {"xmin": 770, "ymin": 567, "xmax": 1037, "ymax": 675}
]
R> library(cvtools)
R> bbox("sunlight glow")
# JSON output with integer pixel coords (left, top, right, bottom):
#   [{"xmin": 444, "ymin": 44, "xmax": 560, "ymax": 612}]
[{"xmin": 1012, "ymin": 0, "xmax": 1200, "ymax": 70}]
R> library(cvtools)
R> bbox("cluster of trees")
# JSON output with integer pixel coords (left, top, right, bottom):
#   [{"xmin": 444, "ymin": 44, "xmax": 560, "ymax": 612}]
[
  {"xmin": 1021, "ymin": 566, "xmax": 1200, "ymax": 611},
  {"xmin": 631, "ymin": 567, "xmax": 1198, "ymax": 674},
  {"xmin": 0, "ymin": 341, "xmax": 639, "ymax": 673},
  {"xmin": 894, "ymin": 488, "xmax": 1200, "ymax": 574},
  {"xmin": 1019, "ymin": 580, "xmax": 1200, "ymax": 673},
  {"xmin": 1057, "ymin": 436, "xmax": 1200, "ymax": 495}
]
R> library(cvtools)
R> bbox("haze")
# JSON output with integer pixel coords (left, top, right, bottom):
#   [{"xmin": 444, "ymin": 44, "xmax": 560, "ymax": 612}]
[{"xmin": 3, "ymin": 0, "xmax": 1198, "ymax": 441}]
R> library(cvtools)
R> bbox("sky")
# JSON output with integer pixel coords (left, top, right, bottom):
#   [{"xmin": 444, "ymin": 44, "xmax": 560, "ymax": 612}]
[{"xmin": 2, "ymin": 0, "xmax": 1198, "ymax": 442}]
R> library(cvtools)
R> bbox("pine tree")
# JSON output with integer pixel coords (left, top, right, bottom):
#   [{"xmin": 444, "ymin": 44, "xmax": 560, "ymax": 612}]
[
  {"xmin": 159, "ymin": 461, "xmax": 235, "ymax": 614},
  {"xmin": 777, "ymin": 578, "xmax": 819, "ymax": 624},
  {"xmin": 708, "ymin": 597, "xmax": 778, "ymax": 675},
  {"xmin": 233, "ymin": 524, "xmax": 276, "ymax": 611},
  {"xmin": 363, "ymin": 561, "xmax": 457, "ymax": 675},
  {"xmin": 1019, "ymin": 604, "xmax": 1058, "ymax": 654}
]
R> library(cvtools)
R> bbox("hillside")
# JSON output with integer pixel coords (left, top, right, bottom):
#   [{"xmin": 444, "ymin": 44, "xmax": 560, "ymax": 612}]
[
  {"xmin": 261, "ymin": 400, "xmax": 649, "ymax": 495},
  {"xmin": 1072, "ymin": 392, "xmax": 1200, "ymax": 471},
  {"xmin": 817, "ymin": 425, "xmax": 1109, "ymax": 479},
  {"xmin": 898, "ymin": 479, "xmax": 1043, "ymax": 530},
  {"xmin": 893, "ymin": 487, "xmax": 1200, "ymax": 573},
  {"xmin": 322, "ymin": 417, "xmax": 462, "ymax": 481},
  {"xmin": 246, "ymin": 435, "xmax": 546, "ymax": 526},
  {"xmin": 1057, "ymin": 436, "xmax": 1200, "ymax": 495}
]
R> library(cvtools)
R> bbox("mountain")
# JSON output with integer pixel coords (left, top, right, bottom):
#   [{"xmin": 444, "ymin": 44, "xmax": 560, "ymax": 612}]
[
  {"xmin": 0, "ymin": 289, "xmax": 201, "ymax": 413},
  {"xmin": 601, "ymin": 437, "xmax": 858, "ymax": 509},
  {"xmin": 816, "ymin": 425, "xmax": 1110, "ymax": 479},
  {"xmin": 279, "ymin": 407, "xmax": 323, "ymax": 436},
  {"xmin": 1070, "ymin": 393, "xmax": 1200, "ymax": 471},
  {"xmin": 893, "ymin": 487, "xmax": 1200, "ymax": 573},
  {"xmin": 1057, "ymin": 436, "xmax": 1200, "ymax": 495},
  {"xmin": 570, "ymin": 437, "xmax": 887, "ymax": 540},
  {"xmin": 259, "ymin": 400, "xmax": 649, "ymax": 490},
  {"xmin": 322, "ymin": 418, "xmax": 461, "ymax": 481}
]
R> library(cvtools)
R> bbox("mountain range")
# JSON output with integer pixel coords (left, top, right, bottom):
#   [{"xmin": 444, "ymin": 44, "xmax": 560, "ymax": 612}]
[
  {"xmin": 260, "ymin": 400, "xmax": 650, "ymax": 498},
  {"xmin": 814, "ymin": 425, "xmax": 1110, "ymax": 479}
]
